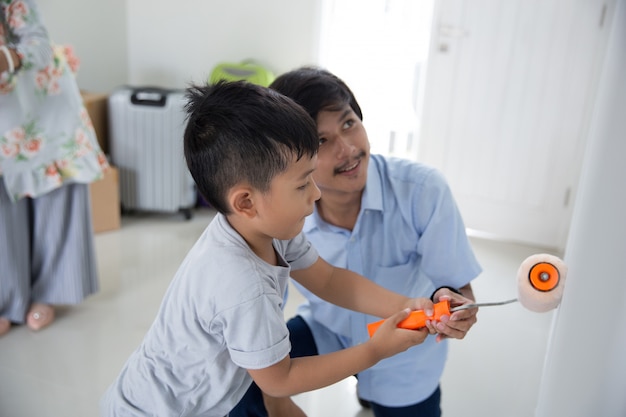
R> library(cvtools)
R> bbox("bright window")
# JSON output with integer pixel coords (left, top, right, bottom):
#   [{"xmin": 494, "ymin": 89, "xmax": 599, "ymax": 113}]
[{"xmin": 318, "ymin": 0, "xmax": 435, "ymax": 160}]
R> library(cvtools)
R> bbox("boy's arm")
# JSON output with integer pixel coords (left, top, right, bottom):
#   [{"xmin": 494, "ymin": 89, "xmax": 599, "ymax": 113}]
[
  {"xmin": 248, "ymin": 308, "xmax": 428, "ymax": 397},
  {"xmin": 290, "ymin": 256, "xmax": 432, "ymax": 318}
]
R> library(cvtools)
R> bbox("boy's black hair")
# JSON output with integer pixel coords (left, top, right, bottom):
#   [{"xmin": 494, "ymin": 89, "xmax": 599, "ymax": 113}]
[
  {"xmin": 269, "ymin": 66, "xmax": 363, "ymax": 123},
  {"xmin": 183, "ymin": 80, "xmax": 319, "ymax": 214}
]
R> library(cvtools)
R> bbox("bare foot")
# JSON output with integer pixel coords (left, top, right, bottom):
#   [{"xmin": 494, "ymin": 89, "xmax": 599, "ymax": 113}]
[
  {"xmin": 263, "ymin": 394, "xmax": 307, "ymax": 417},
  {"xmin": 26, "ymin": 303, "xmax": 55, "ymax": 331},
  {"xmin": 0, "ymin": 318, "xmax": 10, "ymax": 337}
]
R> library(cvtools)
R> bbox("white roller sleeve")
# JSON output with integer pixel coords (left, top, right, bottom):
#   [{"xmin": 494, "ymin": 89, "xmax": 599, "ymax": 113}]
[{"xmin": 516, "ymin": 254, "xmax": 567, "ymax": 313}]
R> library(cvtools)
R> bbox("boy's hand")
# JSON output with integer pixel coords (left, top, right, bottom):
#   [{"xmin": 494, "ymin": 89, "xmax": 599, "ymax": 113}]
[
  {"xmin": 368, "ymin": 308, "xmax": 429, "ymax": 360},
  {"xmin": 403, "ymin": 297, "xmax": 435, "ymax": 316},
  {"xmin": 403, "ymin": 297, "xmax": 440, "ymax": 335}
]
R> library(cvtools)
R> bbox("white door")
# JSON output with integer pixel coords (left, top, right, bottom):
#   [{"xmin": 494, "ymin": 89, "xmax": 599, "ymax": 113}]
[{"xmin": 418, "ymin": 0, "xmax": 615, "ymax": 250}]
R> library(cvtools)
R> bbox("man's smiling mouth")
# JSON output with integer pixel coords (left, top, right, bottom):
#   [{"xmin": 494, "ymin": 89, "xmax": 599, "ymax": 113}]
[
  {"xmin": 336, "ymin": 151, "xmax": 367, "ymax": 175},
  {"xmin": 337, "ymin": 159, "xmax": 359, "ymax": 174}
]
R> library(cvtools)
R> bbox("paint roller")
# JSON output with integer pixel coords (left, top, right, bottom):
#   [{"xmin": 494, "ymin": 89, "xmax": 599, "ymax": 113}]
[{"xmin": 367, "ymin": 253, "xmax": 567, "ymax": 337}]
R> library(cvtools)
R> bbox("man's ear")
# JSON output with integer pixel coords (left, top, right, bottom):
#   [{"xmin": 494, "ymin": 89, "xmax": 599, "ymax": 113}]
[{"xmin": 228, "ymin": 185, "xmax": 257, "ymax": 218}]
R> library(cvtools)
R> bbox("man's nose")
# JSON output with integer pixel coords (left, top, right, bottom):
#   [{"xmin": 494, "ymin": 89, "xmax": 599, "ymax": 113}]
[{"xmin": 335, "ymin": 135, "xmax": 355, "ymax": 159}]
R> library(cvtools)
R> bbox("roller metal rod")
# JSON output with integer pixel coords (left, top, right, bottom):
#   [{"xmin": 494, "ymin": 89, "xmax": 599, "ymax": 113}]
[{"xmin": 450, "ymin": 298, "xmax": 518, "ymax": 312}]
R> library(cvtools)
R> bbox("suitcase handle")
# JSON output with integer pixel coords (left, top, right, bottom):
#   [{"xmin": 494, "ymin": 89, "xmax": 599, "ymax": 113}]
[{"xmin": 130, "ymin": 88, "xmax": 168, "ymax": 107}]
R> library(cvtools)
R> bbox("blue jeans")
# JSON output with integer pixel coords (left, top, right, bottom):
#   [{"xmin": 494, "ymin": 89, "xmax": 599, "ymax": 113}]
[{"xmin": 230, "ymin": 315, "xmax": 442, "ymax": 417}]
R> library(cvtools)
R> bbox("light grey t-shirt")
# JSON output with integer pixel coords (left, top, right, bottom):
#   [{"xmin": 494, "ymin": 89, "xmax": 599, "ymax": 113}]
[{"xmin": 100, "ymin": 213, "xmax": 318, "ymax": 416}]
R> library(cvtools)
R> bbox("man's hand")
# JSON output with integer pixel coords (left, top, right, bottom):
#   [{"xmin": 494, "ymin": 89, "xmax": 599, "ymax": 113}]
[{"xmin": 431, "ymin": 285, "xmax": 477, "ymax": 342}]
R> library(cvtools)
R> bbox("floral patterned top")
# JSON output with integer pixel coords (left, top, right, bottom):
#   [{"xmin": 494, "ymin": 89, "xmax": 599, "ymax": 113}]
[{"xmin": 0, "ymin": 0, "xmax": 108, "ymax": 202}]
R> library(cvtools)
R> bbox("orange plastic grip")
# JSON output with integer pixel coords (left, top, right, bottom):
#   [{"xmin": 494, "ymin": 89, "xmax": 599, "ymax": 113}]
[{"xmin": 367, "ymin": 299, "xmax": 451, "ymax": 338}]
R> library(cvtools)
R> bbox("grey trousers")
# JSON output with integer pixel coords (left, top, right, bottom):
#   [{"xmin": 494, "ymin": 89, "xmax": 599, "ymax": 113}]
[{"xmin": 0, "ymin": 181, "xmax": 99, "ymax": 323}]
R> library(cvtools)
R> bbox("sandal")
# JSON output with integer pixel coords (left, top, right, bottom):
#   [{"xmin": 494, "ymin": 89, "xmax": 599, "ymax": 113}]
[
  {"xmin": 0, "ymin": 318, "xmax": 10, "ymax": 337},
  {"xmin": 26, "ymin": 303, "xmax": 55, "ymax": 331}
]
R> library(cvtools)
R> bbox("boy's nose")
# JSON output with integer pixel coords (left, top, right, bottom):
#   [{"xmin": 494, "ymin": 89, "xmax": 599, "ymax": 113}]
[{"xmin": 311, "ymin": 181, "xmax": 321, "ymax": 202}]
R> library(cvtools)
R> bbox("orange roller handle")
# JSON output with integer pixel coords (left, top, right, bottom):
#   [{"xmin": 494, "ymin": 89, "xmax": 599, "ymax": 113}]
[{"xmin": 367, "ymin": 299, "xmax": 451, "ymax": 338}]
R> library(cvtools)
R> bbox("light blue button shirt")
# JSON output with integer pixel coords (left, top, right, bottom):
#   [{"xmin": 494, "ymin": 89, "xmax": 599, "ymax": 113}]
[{"xmin": 294, "ymin": 154, "xmax": 482, "ymax": 407}]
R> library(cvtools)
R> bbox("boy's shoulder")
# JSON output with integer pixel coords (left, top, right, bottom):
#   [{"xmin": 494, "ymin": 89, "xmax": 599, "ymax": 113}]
[
  {"xmin": 198, "ymin": 213, "xmax": 257, "ymax": 261},
  {"xmin": 172, "ymin": 216, "xmax": 268, "ymax": 302},
  {"xmin": 196, "ymin": 213, "xmax": 315, "ymax": 271}
]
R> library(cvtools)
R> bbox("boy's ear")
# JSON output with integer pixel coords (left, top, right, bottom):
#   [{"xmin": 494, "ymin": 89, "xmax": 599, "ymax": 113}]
[{"xmin": 229, "ymin": 185, "xmax": 257, "ymax": 218}]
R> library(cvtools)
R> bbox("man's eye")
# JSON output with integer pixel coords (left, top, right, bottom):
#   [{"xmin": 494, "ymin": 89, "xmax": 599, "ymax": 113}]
[
  {"xmin": 298, "ymin": 182, "xmax": 309, "ymax": 190},
  {"xmin": 343, "ymin": 119, "xmax": 354, "ymax": 129},
  {"xmin": 319, "ymin": 137, "xmax": 327, "ymax": 145}
]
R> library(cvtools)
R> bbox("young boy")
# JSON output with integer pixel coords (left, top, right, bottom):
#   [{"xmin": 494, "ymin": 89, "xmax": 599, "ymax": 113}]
[{"xmin": 99, "ymin": 81, "xmax": 435, "ymax": 416}]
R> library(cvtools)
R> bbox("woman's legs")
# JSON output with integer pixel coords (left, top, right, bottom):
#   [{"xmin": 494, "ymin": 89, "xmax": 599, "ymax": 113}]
[
  {"xmin": 30, "ymin": 183, "xmax": 99, "ymax": 305},
  {"xmin": 0, "ymin": 181, "xmax": 99, "ymax": 333},
  {"xmin": 0, "ymin": 180, "xmax": 31, "ymax": 332},
  {"xmin": 28, "ymin": 183, "xmax": 99, "ymax": 330}
]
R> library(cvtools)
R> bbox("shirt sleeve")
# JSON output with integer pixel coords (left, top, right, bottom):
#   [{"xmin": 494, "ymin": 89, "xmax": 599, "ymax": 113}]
[
  {"xmin": 223, "ymin": 295, "xmax": 291, "ymax": 370},
  {"xmin": 4, "ymin": 0, "xmax": 53, "ymax": 70},
  {"xmin": 414, "ymin": 168, "xmax": 482, "ymax": 287},
  {"xmin": 282, "ymin": 231, "xmax": 319, "ymax": 271}
]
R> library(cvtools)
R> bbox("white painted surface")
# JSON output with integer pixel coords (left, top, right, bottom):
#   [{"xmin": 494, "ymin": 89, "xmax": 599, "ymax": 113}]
[{"xmin": 536, "ymin": 0, "xmax": 626, "ymax": 414}]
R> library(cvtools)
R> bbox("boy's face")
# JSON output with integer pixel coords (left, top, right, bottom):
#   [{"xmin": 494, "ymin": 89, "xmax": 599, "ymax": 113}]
[
  {"xmin": 313, "ymin": 104, "xmax": 370, "ymax": 197},
  {"xmin": 256, "ymin": 154, "xmax": 321, "ymax": 240}
]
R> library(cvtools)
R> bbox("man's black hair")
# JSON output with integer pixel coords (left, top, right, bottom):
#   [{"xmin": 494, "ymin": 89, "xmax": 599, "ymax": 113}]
[{"xmin": 269, "ymin": 66, "xmax": 363, "ymax": 123}]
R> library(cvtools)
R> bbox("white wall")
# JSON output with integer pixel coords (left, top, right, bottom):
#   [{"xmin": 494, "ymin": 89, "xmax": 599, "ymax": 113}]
[
  {"xmin": 535, "ymin": 0, "xmax": 626, "ymax": 415},
  {"xmin": 127, "ymin": 0, "xmax": 322, "ymax": 89},
  {"xmin": 37, "ymin": 0, "xmax": 128, "ymax": 92},
  {"xmin": 37, "ymin": 0, "xmax": 322, "ymax": 92}
]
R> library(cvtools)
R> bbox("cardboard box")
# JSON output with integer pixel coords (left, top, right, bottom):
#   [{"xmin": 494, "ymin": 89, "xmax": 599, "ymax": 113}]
[
  {"xmin": 89, "ymin": 167, "xmax": 121, "ymax": 233},
  {"xmin": 81, "ymin": 91, "xmax": 109, "ymax": 155}
]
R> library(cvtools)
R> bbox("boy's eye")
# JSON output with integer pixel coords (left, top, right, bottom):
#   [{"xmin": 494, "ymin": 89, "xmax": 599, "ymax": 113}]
[
  {"xmin": 343, "ymin": 119, "xmax": 354, "ymax": 129},
  {"xmin": 318, "ymin": 137, "xmax": 327, "ymax": 146},
  {"xmin": 298, "ymin": 182, "xmax": 309, "ymax": 190}
]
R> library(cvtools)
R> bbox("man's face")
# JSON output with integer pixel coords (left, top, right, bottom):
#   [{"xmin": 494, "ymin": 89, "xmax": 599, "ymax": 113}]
[{"xmin": 313, "ymin": 104, "xmax": 370, "ymax": 197}]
